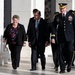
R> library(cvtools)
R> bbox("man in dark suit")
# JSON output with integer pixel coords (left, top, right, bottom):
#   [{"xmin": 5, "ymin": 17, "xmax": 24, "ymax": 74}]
[
  {"xmin": 53, "ymin": 3, "xmax": 75, "ymax": 73},
  {"xmin": 27, "ymin": 10, "xmax": 49, "ymax": 71},
  {"xmin": 27, "ymin": 9, "xmax": 41, "ymax": 63}
]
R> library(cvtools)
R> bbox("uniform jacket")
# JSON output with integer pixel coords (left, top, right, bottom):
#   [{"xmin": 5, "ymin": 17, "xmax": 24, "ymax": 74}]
[{"xmin": 53, "ymin": 12, "xmax": 75, "ymax": 43}]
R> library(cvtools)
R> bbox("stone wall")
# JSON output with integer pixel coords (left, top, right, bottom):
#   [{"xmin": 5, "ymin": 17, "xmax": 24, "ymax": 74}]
[{"xmin": 45, "ymin": 0, "xmax": 51, "ymax": 23}]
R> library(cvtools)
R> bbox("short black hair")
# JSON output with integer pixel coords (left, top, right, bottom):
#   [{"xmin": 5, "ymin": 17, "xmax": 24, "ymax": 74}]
[
  {"xmin": 38, "ymin": 11, "xmax": 41, "ymax": 16},
  {"xmin": 35, "ymin": 10, "xmax": 41, "ymax": 16},
  {"xmin": 33, "ymin": 9, "xmax": 38, "ymax": 13}
]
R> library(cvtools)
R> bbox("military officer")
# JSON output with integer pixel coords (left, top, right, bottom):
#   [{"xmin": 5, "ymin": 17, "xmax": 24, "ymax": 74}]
[{"xmin": 53, "ymin": 3, "xmax": 75, "ymax": 73}]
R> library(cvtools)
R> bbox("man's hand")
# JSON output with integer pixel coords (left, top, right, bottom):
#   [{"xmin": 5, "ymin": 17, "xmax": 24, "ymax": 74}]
[{"xmin": 51, "ymin": 39, "xmax": 55, "ymax": 44}]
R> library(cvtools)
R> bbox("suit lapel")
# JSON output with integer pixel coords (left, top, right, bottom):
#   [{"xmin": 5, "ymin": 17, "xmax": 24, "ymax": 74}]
[{"xmin": 38, "ymin": 18, "xmax": 42, "ymax": 29}]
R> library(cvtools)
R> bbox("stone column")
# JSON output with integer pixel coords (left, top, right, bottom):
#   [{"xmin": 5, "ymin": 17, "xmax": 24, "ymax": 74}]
[
  {"xmin": 72, "ymin": 0, "xmax": 75, "ymax": 10},
  {"xmin": 0, "ymin": 0, "xmax": 4, "ymax": 64},
  {"xmin": 0, "ymin": 0, "xmax": 4, "ymax": 36}
]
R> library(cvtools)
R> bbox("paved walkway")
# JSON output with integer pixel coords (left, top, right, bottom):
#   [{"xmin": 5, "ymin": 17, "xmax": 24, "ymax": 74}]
[{"xmin": 0, "ymin": 44, "xmax": 75, "ymax": 75}]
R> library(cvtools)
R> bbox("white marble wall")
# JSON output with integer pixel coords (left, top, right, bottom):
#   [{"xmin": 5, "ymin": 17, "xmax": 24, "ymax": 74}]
[
  {"xmin": 0, "ymin": 0, "xmax": 4, "ymax": 36},
  {"xmin": 12, "ymin": 0, "xmax": 31, "ymax": 31},
  {"xmin": 31, "ymin": 0, "xmax": 45, "ymax": 18},
  {"xmin": 72, "ymin": 0, "xmax": 75, "ymax": 10},
  {"xmin": 0, "ymin": 0, "xmax": 4, "ymax": 52},
  {"xmin": 12, "ymin": 0, "xmax": 45, "ymax": 31}
]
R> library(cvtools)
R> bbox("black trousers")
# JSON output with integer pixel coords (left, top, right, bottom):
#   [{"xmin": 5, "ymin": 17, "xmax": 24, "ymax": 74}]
[
  {"xmin": 9, "ymin": 44, "xmax": 22, "ymax": 68},
  {"xmin": 31, "ymin": 43, "xmax": 46, "ymax": 69},
  {"xmin": 51, "ymin": 43, "xmax": 59, "ymax": 68},
  {"xmin": 58, "ymin": 41, "xmax": 73, "ymax": 71}
]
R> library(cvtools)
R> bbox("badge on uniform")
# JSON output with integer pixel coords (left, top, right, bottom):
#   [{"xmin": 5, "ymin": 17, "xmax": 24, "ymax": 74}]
[{"xmin": 68, "ymin": 16, "xmax": 73, "ymax": 21}]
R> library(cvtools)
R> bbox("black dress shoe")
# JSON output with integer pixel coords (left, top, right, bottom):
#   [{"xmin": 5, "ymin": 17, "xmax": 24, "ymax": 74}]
[
  {"xmin": 13, "ymin": 66, "xmax": 17, "ymax": 70},
  {"xmin": 60, "ymin": 70, "xmax": 65, "ymax": 73},
  {"xmin": 12, "ymin": 65, "xmax": 17, "ymax": 70},
  {"xmin": 42, "ymin": 68, "xmax": 45, "ymax": 71},
  {"xmin": 67, "ymin": 67, "xmax": 71, "ymax": 72},
  {"xmin": 55, "ymin": 67, "xmax": 58, "ymax": 73},
  {"xmin": 30, "ymin": 68, "xmax": 36, "ymax": 71},
  {"xmin": 72, "ymin": 63, "xmax": 74, "ymax": 66},
  {"xmin": 42, "ymin": 67, "xmax": 45, "ymax": 71}
]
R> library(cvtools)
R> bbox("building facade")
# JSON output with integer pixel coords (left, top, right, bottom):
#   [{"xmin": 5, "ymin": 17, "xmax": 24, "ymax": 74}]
[{"xmin": 2, "ymin": 0, "xmax": 75, "ymax": 31}]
